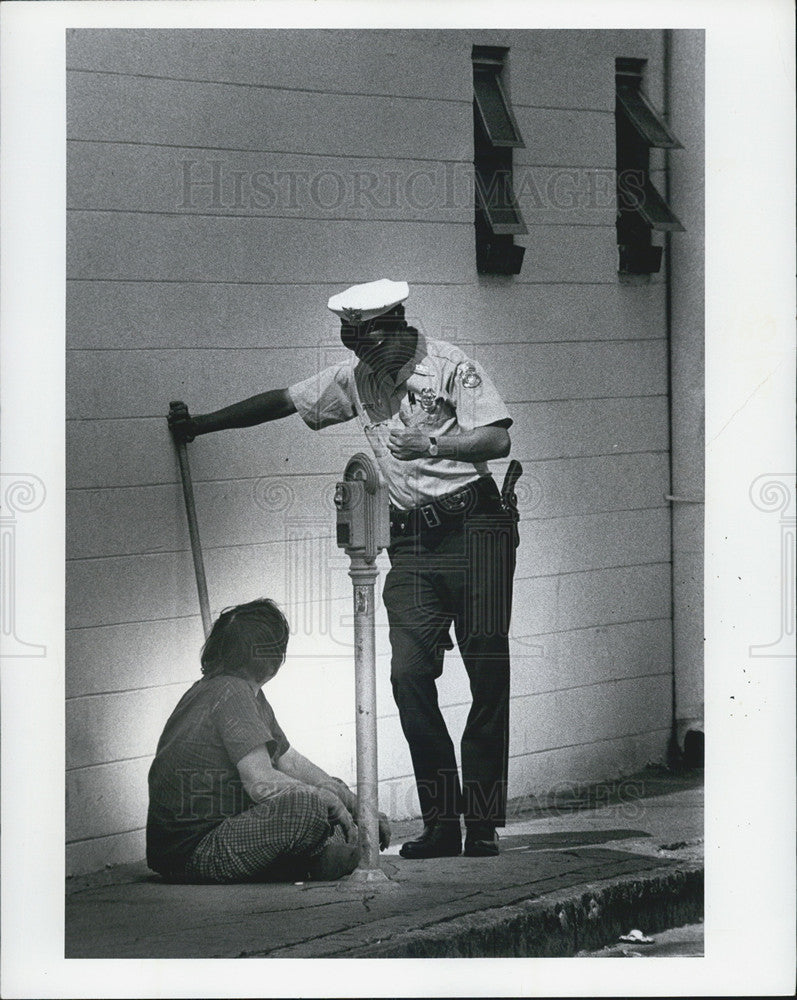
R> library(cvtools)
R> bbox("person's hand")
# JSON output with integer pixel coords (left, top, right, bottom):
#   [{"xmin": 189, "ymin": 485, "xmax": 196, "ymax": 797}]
[
  {"xmin": 317, "ymin": 789, "xmax": 356, "ymax": 843},
  {"xmin": 167, "ymin": 401, "xmax": 197, "ymax": 444},
  {"xmin": 387, "ymin": 427, "xmax": 433, "ymax": 461},
  {"xmin": 378, "ymin": 811, "xmax": 391, "ymax": 851}
]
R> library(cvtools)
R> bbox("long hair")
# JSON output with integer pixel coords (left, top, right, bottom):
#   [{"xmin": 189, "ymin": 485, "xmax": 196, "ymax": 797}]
[{"xmin": 200, "ymin": 598, "xmax": 290, "ymax": 684}]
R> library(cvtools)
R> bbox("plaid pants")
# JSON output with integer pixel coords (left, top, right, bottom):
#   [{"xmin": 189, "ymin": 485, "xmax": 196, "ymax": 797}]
[{"xmin": 184, "ymin": 785, "xmax": 359, "ymax": 883}]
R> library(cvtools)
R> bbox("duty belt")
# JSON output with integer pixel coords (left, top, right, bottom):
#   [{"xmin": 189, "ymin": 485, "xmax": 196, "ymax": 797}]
[{"xmin": 389, "ymin": 476, "xmax": 499, "ymax": 535}]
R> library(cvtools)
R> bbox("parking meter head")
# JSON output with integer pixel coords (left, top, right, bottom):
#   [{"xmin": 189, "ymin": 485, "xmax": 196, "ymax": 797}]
[{"xmin": 335, "ymin": 453, "xmax": 390, "ymax": 562}]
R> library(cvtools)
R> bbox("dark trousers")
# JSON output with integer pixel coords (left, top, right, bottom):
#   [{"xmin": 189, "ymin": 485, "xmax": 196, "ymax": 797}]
[{"xmin": 383, "ymin": 486, "xmax": 516, "ymax": 828}]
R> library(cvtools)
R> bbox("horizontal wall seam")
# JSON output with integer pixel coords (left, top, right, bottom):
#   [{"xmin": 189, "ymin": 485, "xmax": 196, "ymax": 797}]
[
  {"xmin": 66, "ymin": 539, "xmax": 310, "ymax": 563},
  {"xmin": 66, "ymin": 668, "xmax": 672, "ymax": 707},
  {"xmin": 65, "ymin": 494, "xmax": 669, "ymax": 521},
  {"xmin": 65, "ymin": 396, "xmax": 667, "ymax": 423},
  {"xmin": 65, "ymin": 466, "xmax": 667, "ymax": 491},
  {"xmin": 67, "ymin": 68, "xmax": 616, "ymax": 119},
  {"xmin": 505, "ymin": 393, "xmax": 667, "ymax": 403},
  {"xmin": 509, "ymin": 726, "xmax": 672, "ymax": 759},
  {"xmin": 66, "ymin": 208, "xmax": 614, "ymax": 230},
  {"xmin": 64, "ymin": 513, "xmax": 670, "ymax": 562},
  {"xmin": 65, "ymin": 451, "xmax": 669, "ymax": 486},
  {"xmin": 66, "ymin": 752, "xmax": 153, "ymax": 773},
  {"xmin": 68, "ymin": 207, "xmax": 474, "ymax": 227},
  {"xmin": 65, "ymin": 612, "xmax": 670, "ymax": 639},
  {"xmin": 69, "ymin": 138, "xmax": 615, "ymax": 173},
  {"xmin": 64, "ymin": 277, "xmax": 475, "ymax": 286},
  {"xmin": 65, "ymin": 278, "xmax": 624, "ymax": 287},
  {"xmin": 511, "ymin": 615, "xmax": 670, "ymax": 641},
  {"xmin": 65, "ymin": 487, "xmax": 669, "ymax": 522},
  {"xmin": 66, "ymin": 679, "xmax": 193, "ymax": 701},
  {"xmin": 67, "ymin": 612, "xmax": 204, "ymax": 631},
  {"xmin": 67, "ymin": 136, "xmax": 474, "ymax": 165},
  {"xmin": 65, "ymin": 538, "xmax": 669, "ymax": 570},
  {"xmin": 66, "ymin": 65, "xmax": 472, "ymax": 106},
  {"xmin": 514, "ymin": 559, "xmax": 668, "ymax": 582},
  {"xmin": 65, "ymin": 338, "xmax": 667, "ymax": 353},
  {"xmin": 522, "ymin": 505, "xmax": 670, "ymax": 523},
  {"xmin": 444, "ymin": 671, "xmax": 673, "ymax": 713},
  {"xmin": 67, "ymin": 826, "xmax": 145, "ymax": 846}
]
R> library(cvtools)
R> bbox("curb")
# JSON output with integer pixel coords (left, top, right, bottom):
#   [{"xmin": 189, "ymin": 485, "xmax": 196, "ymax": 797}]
[{"xmin": 335, "ymin": 863, "xmax": 704, "ymax": 958}]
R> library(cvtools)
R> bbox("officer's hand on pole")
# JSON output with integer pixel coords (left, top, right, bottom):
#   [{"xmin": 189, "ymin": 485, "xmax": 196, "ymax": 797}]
[
  {"xmin": 387, "ymin": 427, "xmax": 431, "ymax": 461},
  {"xmin": 378, "ymin": 812, "xmax": 391, "ymax": 851},
  {"xmin": 168, "ymin": 401, "xmax": 197, "ymax": 445}
]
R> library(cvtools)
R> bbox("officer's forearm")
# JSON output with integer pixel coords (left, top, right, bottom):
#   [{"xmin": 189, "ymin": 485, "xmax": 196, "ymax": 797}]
[
  {"xmin": 437, "ymin": 426, "xmax": 510, "ymax": 463},
  {"xmin": 192, "ymin": 389, "xmax": 297, "ymax": 436}
]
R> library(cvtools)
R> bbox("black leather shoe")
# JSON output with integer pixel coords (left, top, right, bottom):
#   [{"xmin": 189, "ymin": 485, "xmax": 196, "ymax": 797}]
[
  {"xmin": 464, "ymin": 824, "xmax": 499, "ymax": 857},
  {"xmin": 399, "ymin": 821, "xmax": 462, "ymax": 859}
]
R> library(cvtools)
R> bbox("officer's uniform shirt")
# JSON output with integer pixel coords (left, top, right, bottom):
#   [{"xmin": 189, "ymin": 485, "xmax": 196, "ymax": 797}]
[{"xmin": 288, "ymin": 334, "xmax": 512, "ymax": 510}]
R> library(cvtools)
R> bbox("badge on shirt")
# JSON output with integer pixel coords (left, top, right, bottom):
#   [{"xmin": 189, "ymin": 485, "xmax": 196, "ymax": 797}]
[
  {"xmin": 419, "ymin": 387, "xmax": 438, "ymax": 412},
  {"xmin": 458, "ymin": 362, "xmax": 482, "ymax": 388}
]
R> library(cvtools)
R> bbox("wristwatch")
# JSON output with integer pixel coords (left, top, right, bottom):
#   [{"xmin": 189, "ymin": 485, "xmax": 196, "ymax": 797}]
[{"xmin": 428, "ymin": 436, "xmax": 439, "ymax": 457}]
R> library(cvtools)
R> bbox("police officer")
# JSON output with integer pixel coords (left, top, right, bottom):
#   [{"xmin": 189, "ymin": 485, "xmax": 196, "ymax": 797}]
[{"xmin": 169, "ymin": 279, "xmax": 517, "ymax": 858}]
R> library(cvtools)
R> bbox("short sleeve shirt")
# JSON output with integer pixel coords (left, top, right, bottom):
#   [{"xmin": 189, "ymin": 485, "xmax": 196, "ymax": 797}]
[
  {"xmin": 288, "ymin": 335, "xmax": 512, "ymax": 509},
  {"xmin": 146, "ymin": 674, "xmax": 290, "ymax": 874}
]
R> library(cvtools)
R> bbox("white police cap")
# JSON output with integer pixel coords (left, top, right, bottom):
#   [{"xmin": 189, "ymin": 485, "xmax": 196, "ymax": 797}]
[{"xmin": 327, "ymin": 279, "xmax": 409, "ymax": 322}]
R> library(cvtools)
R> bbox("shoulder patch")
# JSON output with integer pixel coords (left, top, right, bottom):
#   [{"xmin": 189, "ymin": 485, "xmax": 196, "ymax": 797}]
[{"xmin": 457, "ymin": 361, "xmax": 482, "ymax": 388}]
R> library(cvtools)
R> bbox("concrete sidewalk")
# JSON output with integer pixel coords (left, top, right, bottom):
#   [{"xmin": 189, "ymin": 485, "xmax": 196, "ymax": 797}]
[{"xmin": 66, "ymin": 768, "xmax": 703, "ymax": 959}]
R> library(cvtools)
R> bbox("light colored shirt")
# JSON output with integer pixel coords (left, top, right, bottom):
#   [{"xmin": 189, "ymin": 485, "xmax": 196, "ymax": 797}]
[{"xmin": 288, "ymin": 335, "xmax": 512, "ymax": 509}]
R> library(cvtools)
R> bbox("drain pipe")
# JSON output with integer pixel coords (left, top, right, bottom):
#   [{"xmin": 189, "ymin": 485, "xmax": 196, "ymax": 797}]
[{"xmin": 663, "ymin": 29, "xmax": 681, "ymax": 768}]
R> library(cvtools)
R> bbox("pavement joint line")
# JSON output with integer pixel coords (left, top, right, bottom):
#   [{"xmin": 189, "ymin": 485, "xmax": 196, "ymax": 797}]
[
  {"xmin": 252, "ymin": 886, "xmax": 504, "ymax": 958},
  {"xmin": 240, "ymin": 885, "xmax": 545, "ymax": 957}
]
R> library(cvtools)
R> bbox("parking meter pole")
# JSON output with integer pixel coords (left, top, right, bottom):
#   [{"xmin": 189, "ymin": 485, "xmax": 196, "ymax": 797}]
[
  {"xmin": 349, "ymin": 558, "xmax": 381, "ymax": 873},
  {"xmin": 334, "ymin": 453, "xmax": 391, "ymax": 885}
]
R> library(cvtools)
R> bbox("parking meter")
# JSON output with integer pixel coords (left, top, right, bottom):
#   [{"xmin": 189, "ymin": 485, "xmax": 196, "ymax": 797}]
[
  {"xmin": 334, "ymin": 453, "xmax": 390, "ymax": 882},
  {"xmin": 334, "ymin": 453, "xmax": 390, "ymax": 562}
]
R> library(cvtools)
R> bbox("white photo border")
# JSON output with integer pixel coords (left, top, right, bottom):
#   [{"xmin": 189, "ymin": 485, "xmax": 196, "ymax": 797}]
[{"xmin": 1, "ymin": 1, "xmax": 794, "ymax": 997}]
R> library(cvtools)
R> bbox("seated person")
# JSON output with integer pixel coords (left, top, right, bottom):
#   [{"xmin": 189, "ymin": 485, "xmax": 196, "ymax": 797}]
[{"xmin": 146, "ymin": 597, "xmax": 390, "ymax": 883}]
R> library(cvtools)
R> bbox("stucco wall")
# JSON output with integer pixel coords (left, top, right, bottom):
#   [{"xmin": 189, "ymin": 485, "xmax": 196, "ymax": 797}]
[{"xmin": 66, "ymin": 28, "xmax": 677, "ymax": 874}]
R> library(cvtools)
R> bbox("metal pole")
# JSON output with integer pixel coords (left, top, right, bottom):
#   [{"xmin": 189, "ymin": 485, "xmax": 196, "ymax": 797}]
[
  {"xmin": 169, "ymin": 402, "xmax": 212, "ymax": 640},
  {"xmin": 349, "ymin": 558, "xmax": 381, "ymax": 873},
  {"xmin": 334, "ymin": 452, "xmax": 391, "ymax": 885}
]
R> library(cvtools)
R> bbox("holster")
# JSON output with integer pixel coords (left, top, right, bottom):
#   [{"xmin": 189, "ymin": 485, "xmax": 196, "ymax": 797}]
[{"xmin": 500, "ymin": 460, "xmax": 523, "ymax": 549}]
